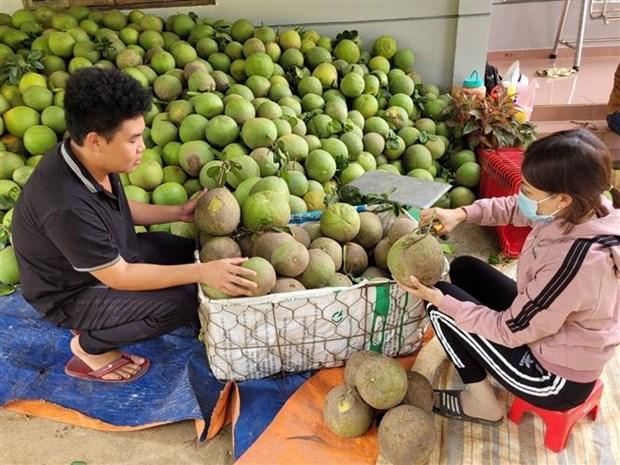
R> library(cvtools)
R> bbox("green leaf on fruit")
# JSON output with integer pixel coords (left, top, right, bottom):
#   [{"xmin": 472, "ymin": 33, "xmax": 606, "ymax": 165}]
[
  {"xmin": 441, "ymin": 243, "xmax": 456, "ymax": 255},
  {"xmin": 0, "ymin": 284, "xmax": 17, "ymax": 296}
]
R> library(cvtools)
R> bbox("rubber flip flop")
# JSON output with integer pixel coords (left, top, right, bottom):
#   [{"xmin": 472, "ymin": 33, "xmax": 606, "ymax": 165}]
[
  {"xmin": 433, "ymin": 389, "xmax": 503, "ymax": 426},
  {"xmin": 64, "ymin": 353, "xmax": 150, "ymax": 384}
]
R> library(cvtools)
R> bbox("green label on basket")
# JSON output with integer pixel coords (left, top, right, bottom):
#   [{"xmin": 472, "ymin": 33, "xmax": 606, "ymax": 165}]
[
  {"xmin": 369, "ymin": 283, "xmax": 390, "ymax": 353},
  {"xmin": 330, "ymin": 310, "xmax": 344, "ymax": 323}
]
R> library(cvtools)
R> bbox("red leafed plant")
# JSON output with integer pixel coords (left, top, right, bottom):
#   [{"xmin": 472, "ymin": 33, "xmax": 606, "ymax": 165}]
[{"xmin": 446, "ymin": 86, "xmax": 537, "ymax": 151}]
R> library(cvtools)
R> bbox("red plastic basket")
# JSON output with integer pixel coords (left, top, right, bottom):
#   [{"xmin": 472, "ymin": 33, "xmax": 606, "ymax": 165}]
[{"xmin": 478, "ymin": 148, "xmax": 531, "ymax": 257}]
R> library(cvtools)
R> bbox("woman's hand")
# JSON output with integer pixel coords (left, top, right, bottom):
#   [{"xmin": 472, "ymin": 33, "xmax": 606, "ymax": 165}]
[
  {"xmin": 200, "ymin": 257, "xmax": 257, "ymax": 297},
  {"xmin": 396, "ymin": 276, "xmax": 444, "ymax": 307},
  {"xmin": 420, "ymin": 207, "xmax": 467, "ymax": 234}
]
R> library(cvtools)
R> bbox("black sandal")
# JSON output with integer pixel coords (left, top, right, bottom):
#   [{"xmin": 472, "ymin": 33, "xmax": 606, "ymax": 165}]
[{"xmin": 433, "ymin": 389, "xmax": 503, "ymax": 426}]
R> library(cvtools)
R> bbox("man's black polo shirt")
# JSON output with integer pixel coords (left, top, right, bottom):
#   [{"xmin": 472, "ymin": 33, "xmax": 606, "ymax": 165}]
[{"xmin": 11, "ymin": 139, "xmax": 140, "ymax": 320}]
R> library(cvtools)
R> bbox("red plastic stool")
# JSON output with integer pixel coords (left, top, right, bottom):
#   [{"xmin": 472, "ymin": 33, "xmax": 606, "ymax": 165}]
[{"xmin": 508, "ymin": 379, "xmax": 604, "ymax": 453}]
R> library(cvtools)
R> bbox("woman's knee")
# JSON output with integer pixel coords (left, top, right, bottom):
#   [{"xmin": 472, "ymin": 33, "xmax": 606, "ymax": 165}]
[{"xmin": 450, "ymin": 255, "xmax": 477, "ymax": 274}]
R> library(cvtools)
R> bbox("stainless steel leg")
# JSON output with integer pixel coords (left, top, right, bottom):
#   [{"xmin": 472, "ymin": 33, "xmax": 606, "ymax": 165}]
[
  {"xmin": 573, "ymin": 0, "xmax": 591, "ymax": 70},
  {"xmin": 551, "ymin": 0, "xmax": 571, "ymax": 58}
]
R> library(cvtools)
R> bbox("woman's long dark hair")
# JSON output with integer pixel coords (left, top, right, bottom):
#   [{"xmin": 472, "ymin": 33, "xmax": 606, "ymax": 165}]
[{"xmin": 522, "ymin": 129, "xmax": 620, "ymax": 224}]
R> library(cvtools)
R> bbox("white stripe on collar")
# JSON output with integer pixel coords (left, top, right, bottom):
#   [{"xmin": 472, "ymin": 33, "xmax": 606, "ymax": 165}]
[{"xmin": 60, "ymin": 141, "xmax": 98, "ymax": 194}]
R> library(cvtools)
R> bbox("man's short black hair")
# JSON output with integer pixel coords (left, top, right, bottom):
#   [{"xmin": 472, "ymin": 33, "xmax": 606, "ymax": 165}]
[{"xmin": 65, "ymin": 67, "xmax": 152, "ymax": 145}]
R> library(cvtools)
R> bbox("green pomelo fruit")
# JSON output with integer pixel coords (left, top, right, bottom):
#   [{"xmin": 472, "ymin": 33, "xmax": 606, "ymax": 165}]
[
  {"xmin": 323, "ymin": 385, "xmax": 374, "ymax": 438},
  {"xmin": 387, "ymin": 232, "xmax": 444, "ymax": 286},
  {"xmin": 407, "ymin": 168, "xmax": 434, "ymax": 182},
  {"xmin": 340, "ymin": 162, "xmax": 365, "ymax": 185},
  {"xmin": 12, "ymin": 165, "xmax": 33, "ymax": 187},
  {"xmin": 167, "ymin": 100, "xmax": 193, "ymax": 124},
  {"xmin": 179, "ymin": 114, "xmax": 208, "ymax": 143},
  {"xmin": 329, "ymin": 272, "xmax": 353, "ymax": 287},
  {"xmin": 178, "ymin": 140, "xmax": 214, "ymax": 177},
  {"xmin": 309, "ymin": 237, "xmax": 342, "ymax": 270},
  {"xmin": 0, "ymin": 246, "xmax": 19, "ymax": 285},
  {"xmin": 242, "ymin": 190, "xmax": 290, "ymax": 231},
  {"xmin": 354, "ymin": 212, "xmax": 383, "ymax": 249},
  {"xmin": 205, "ymin": 115, "xmax": 239, "ymax": 148},
  {"xmin": 249, "ymin": 147, "xmax": 279, "ymax": 177},
  {"xmin": 128, "ymin": 160, "xmax": 163, "ymax": 190},
  {"xmin": 403, "ymin": 144, "xmax": 432, "ymax": 172},
  {"xmin": 414, "ymin": 118, "xmax": 436, "ymax": 135},
  {"xmin": 250, "ymin": 176, "xmax": 289, "ymax": 195},
  {"xmin": 425, "ymin": 136, "xmax": 446, "ymax": 160},
  {"xmin": 320, "ymin": 203, "xmax": 360, "ymax": 243},
  {"xmin": 200, "ymin": 236, "xmax": 241, "ymax": 262},
  {"xmin": 372, "ymin": 35, "xmax": 397, "ymax": 59},
  {"xmin": 344, "ymin": 351, "xmax": 380, "ymax": 386},
  {"xmin": 271, "ymin": 240, "xmax": 310, "ymax": 277},
  {"xmin": 300, "ymin": 248, "xmax": 336, "ymax": 289},
  {"xmin": 281, "ymin": 170, "xmax": 308, "ymax": 197},
  {"xmin": 240, "ymin": 117, "xmax": 278, "ymax": 149},
  {"xmin": 387, "ymin": 217, "xmax": 417, "ymax": 244},
  {"xmin": 225, "ymin": 154, "xmax": 260, "ymax": 189},
  {"xmin": 455, "ymin": 161, "xmax": 481, "ymax": 188},
  {"xmin": 393, "ymin": 49, "xmax": 415, "ymax": 72},
  {"xmin": 449, "ymin": 186, "xmax": 476, "ymax": 208},
  {"xmin": 342, "ymin": 242, "xmax": 368, "ymax": 276},
  {"xmin": 272, "ymin": 278, "xmax": 305, "ymax": 293},
  {"xmin": 194, "ymin": 187, "xmax": 240, "ymax": 236},
  {"xmin": 378, "ymin": 405, "xmax": 436, "ymax": 465},
  {"xmin": 448, "ymin": 149, "xmax": 476, "ymax": 170},
  {"xmin": 251, "ymin": 231, "xmax": 293, "ymax": 260},
  {"xmin": 190, "ymin": 93, "xmax": 223, "ymax": 118},
  {"xmin": 362, "ymin": 133, "xmax": 385, "ymax": 157},
  {"xmin": 404, "ymin": 371, "xmax": 434, "ymax": 414},
  {"xmin": 0, "ymin": 152, "xmax": 24, "ymax": 179},
  {"xmin": 4, "ymin": 106, "xmax": 40, "ymax": 138},
  {"xmin": 355, "ymin": 355, "xmax": 408, "ymax": 409},
  {"xmin": 398, "ymin": 127, "xmax": 421, "ymax": 147},
  {"xmin": 23, "ymin": 125, "xmax": 57, "ymax": 156},
  {"xmin": 22, "ymin": 86, "xmax": 53, "ymax": 111},
  {"xmin": 152, "ymin": 182, "xmax": 188, "ymax": 205},
  {"xmin": 153, "ymin": 75, "xmax": 182, "ymax": 101},
  {"xmin": 124, "ymin": 185, "xmax": 149, "ymax": 203}
]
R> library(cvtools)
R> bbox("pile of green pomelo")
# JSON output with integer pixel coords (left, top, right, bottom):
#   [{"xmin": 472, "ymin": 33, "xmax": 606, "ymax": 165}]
[
  {"xmin": 195, "ymin": 188, "xmax": 445, "ymax": 297},
  {"xmin": 0, "ymin": 5, "xmax": 481, "ymax": 290},
  {"xmin": 324, "ymin": 351, "xmax": 437, "ymax": 465}
]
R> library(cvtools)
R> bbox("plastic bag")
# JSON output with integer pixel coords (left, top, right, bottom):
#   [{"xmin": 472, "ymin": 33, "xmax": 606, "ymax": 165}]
[
  {"xmin": 502, "ymin": 60, "xmax": 537, "ymax": 122},
  {"xmin": 514, "ymin": 79, "xmax": 539, "ymax": 122}
]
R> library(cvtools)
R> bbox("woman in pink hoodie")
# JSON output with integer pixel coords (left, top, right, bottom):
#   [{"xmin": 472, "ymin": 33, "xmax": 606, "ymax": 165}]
[{"xmin": 398, "ymin": 129, "xmax": 620, "ymax": 424}]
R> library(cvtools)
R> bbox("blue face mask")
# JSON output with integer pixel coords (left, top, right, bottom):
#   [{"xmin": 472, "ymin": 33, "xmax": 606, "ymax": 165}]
[{"xmin": 517, "ymin": 191, "xmax": 561, "ymax": 223}]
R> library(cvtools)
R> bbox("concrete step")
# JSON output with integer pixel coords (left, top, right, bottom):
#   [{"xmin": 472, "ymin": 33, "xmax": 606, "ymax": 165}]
[
  {"xmin": 531, "ymin": 104, "xmax": 608, "ymax": 122},
  {"xmin": 534, "ymin": 119, "xmax": 620, "ymax": 164}
]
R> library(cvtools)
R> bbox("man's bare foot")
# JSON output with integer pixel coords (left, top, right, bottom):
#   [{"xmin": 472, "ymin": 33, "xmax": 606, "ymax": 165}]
[{"xmin": 70, "ymin": 336, "xmax": 146, "ymax": 381}]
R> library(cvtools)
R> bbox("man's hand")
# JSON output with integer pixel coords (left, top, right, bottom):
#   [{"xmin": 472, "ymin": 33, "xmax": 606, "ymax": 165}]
[
  {"xmin": 200, "ymin": 257, "xmax": 258, "ymax": 297},
  {"xmin": 179, "ymin": 189, "xmax": 208, "ymax": 222},
  {"xmin": 396, "ymin": 275, "xmax": 444, "ymax": 307}
]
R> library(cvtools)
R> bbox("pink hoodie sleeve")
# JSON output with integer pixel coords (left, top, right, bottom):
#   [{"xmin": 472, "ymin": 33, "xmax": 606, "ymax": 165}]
[
  {"xmin": 462, "ymin": 195, "xmax": 532, "ymax": 227},
  {"xmin": 436, "ymin": 257, "xmax": 585, "ymax": 348}
]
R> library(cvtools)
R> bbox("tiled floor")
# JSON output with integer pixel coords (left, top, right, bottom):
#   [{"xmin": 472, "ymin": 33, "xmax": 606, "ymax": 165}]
[{"xmin": 490, "ymin": 55, "xmax": 618, "ymax": 106}]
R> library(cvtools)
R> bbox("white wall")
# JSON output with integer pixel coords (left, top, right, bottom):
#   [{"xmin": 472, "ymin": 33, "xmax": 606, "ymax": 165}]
[
  {"xmin": 1, "ymin": 0, "xmax": 492, "ymax": 90},
  {"xmin": 489, "ymin": 0, "xmax": 620, "ymax": 51}
]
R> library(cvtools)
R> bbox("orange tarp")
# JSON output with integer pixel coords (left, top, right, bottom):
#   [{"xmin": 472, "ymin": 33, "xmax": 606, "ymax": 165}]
[{"xmin": 235, "ymin": 355, "xmax": 417, "ymax": 465}]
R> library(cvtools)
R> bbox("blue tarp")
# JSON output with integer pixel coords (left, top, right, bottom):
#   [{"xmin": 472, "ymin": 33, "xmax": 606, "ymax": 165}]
[{"xmin": 0, "ymin": 290, "xmax": 310, "ymax": 459}]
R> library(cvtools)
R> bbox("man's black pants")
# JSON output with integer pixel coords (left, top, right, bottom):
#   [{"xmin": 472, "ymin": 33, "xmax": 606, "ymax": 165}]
[
  {"xmin": 53, "ymin": 232, "xmax": 198, "ymax": 355},
  {"xmin": 430, "ymin": 256, "xmax": 595, "ymax": 410}
]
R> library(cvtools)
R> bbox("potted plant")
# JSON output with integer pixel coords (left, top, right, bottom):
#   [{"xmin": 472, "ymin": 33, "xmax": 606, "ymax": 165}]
[
  {"xmin": 445, "ymin": 86, "xmax": 537, "ymax": 258},
  {"xmin": 446, "ymin": 86, "xmax": 537, "ymax": 151}
]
